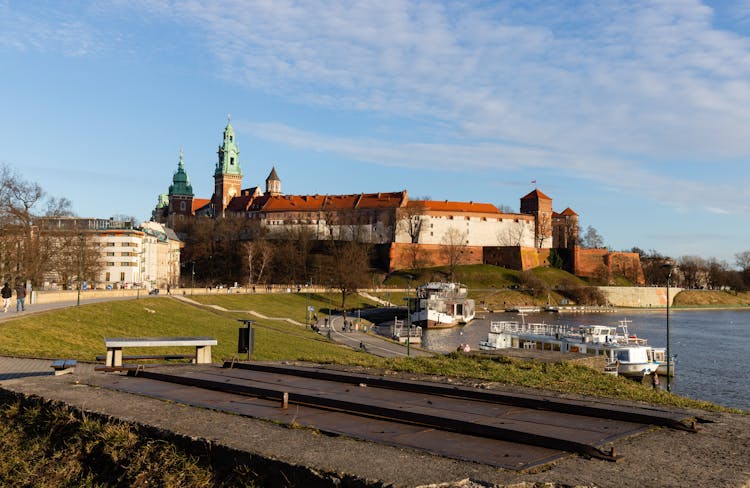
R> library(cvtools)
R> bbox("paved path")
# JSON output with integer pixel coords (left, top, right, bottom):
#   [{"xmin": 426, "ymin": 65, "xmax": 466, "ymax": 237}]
[
  {"xmin": 318, "ymin": 315, "xmax": 433, "ymax": 358},
  {"xmin": 0, "ymin": 356, "xmax": 97, "ymax": 381}
]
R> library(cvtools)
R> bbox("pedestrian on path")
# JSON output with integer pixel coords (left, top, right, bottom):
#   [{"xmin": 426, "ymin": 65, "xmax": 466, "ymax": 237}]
[
  {"xmin": 1, "ymin": 283, "xmax": 11, "ymax": 313},
  {"xmin": 15, "ymin": 282, "xmax": 26, "ymax": 312}
]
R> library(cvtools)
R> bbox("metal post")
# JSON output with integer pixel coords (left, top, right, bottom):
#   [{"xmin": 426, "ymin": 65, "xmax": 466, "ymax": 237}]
[
  {"xmin": 77, "ymin": 233, "xmax": 83, "ymax": 306},
  {"xmin": 405, "ymin": 275, "xmax": 413, "ymax": 357},
  {"xmin": 666, "ymin": 268, "xmax": 672, "ymax": 391},
  {"xmin": 662, "ymin": 263, "xmax": 677, "ymax": 392},
  {"xmin": 306, "ymin": 281, "xmax": 310, "ymax": 327},
  {"xmin": 191, "ymin": 261, "xmax": 195, "ymax": 295}
]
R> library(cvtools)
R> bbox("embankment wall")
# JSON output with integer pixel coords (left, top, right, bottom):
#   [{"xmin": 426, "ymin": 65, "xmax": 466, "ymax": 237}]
[{"xmin": 597, "ymin": 286, "xmax": 682, "ymax": 307}]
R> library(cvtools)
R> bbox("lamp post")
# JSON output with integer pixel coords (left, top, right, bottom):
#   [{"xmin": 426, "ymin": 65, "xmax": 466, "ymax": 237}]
[
  {"xmin": 77, "ymin": 233, "xmax": 84, "ymax": 306},
  {"xmin": 404, "ymin": 274, "xmax": 413, "ymax": 357},
  {"xmin": 191, "ymin": 261, "xmax": 195, "ymax": 294},
  {"xmin": 305, "ymin": 280, "xmax": 310, "ymax": 328},
  {"xmin": 662, "ymin": 263, "xmax": 678, "ymax": 391}
]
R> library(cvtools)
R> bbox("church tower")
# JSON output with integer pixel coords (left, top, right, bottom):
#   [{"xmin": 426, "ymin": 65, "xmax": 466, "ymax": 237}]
[
  {"xmin": 213, "ymin": 115, "xmax": 243, "ymax": 216},
  {"xmin": 520, "ymin": 188, "xmax": 553, "ymax": 248},
  {"xmin": 265, "ymin": 166, "xmax": 282, "ymax": 196},
  {"xmin": 168, "ymin": 148, "xmax": 195, "ymax": 217}
]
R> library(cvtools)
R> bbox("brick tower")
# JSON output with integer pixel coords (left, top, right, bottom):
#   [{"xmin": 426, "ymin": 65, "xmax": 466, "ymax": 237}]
[
  {"xmin": 213, "ymin": 115, "xmax": 243, "ymax": 216},
  {"xmin": 520, "ymin": 188, "xmax": 553, "ymax": 248}
]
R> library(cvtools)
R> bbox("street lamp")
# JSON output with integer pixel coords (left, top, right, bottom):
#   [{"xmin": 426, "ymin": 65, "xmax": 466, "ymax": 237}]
[
  {"xmin": 662, "ymin": 263, "xmax": 678, "ymax": 391},
  {"xmin": 404, "ymin": 274, "xmax": 413, "ymax": 357},
  {"xmin": 77, "ymin": 233, "xmax": 84, "ymax": 306},
  {"xmin": 305, "ymin": 280, "xmax": 311, "ymax": 328}
]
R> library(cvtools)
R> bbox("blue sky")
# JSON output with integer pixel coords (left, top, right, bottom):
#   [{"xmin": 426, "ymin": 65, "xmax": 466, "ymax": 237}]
[{"xmin": 1, "ymin": 0, "xmax": 749, "ymax": 265}]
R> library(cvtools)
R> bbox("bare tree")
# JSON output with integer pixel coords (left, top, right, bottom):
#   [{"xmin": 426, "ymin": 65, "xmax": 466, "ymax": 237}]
[
  {"xmin": 441, "ymin": 227, "xmax": 468, "ymax": 280},
  {"xmin": 496, "ymin": 224, "xmax": 527, "ymax": 247},
  {"xmin": 244, "ymin": 239, "xmax": 274, "ymax": 284},
  {"xmin": 323, "ymin": 221, "xmax": 371, "ymax": 312},
  {"xmin": 581, "ymin": 225, "xmax": 604, "ymax": 249},
  {"xmin": 396, "ymin": 200, "xmax": 428, "ymax": 269},
  {"xmin": 0, "ymin": 165, "xmax": 46, "ymax": 284},
  {"xmin": 535, "ymin": 212, "xmax": 552, "ymax": 248},
  {"xmin": 46, "ymin": 232, "xmax": 103, "ymax": 289},
  {"xmin": 735, "ymin": 251, "xmax": 750, "ymax": 272},
  {"xmin": 679, "ymin": 255, "xmax": 707, "ymax": 289}
]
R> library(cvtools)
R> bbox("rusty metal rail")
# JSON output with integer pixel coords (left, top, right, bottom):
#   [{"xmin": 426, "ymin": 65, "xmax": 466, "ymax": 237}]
[
  {"xmin": 118, "ymin": 363, "xmax": 699, "ymax": 467},
  {"xmin": 224, "ymin": 362, "xmax": 699, "ymax": 432}
]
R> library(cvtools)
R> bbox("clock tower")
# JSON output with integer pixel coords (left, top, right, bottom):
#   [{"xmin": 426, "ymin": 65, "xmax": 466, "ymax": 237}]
[{"xmin": 213, "ymin": 115, "xmax": 243, "ymax": 216}]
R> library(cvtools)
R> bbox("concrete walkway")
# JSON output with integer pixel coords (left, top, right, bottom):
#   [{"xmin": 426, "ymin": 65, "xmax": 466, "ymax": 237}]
[
  {"xmin": 0, "ymin": 295, "xmax": 139, "ymax": 323},
  {"xmin": 317, "ymin": 314, "xmax": 433, "ymax": 358}
]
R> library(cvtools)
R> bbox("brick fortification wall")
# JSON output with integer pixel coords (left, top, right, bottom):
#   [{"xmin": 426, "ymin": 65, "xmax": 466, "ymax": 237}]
[
  {"xmin": 573, "ymin": 248, "xmax": 645, "ymax": 285},
  {"xmin": 483, "ymin": 247, "xmax": 550, "ymax": 271},
  {"xmin": 388, "ymin": 243, "xmax": 484, "ymax": 271},
  {"xmin": 389, "ymin": 244, "xmax": 643, "ymax": 285}
]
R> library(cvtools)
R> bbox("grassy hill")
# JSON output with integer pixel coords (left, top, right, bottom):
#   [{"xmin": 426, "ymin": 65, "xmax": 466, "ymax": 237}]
[
  {"xmin": 673, "ymin": 290, "xmax": 750, "ymax": 307},
  {"xmin": 384, "ymin": 264, "xmax": 589, "ymax": 309},
  {"xmin": 0, "ymin": 295, "xmax": 739, "ymax": 412}
]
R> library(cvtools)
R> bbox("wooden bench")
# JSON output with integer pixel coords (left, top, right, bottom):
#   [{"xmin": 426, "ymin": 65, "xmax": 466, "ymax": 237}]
[
  {"xmin": 51, "ymin": 359, "xmax": 77, "ymax": 375},
  {"xmin": 103, "ymin": 337, "xmax": 218, "ymax": 368}
]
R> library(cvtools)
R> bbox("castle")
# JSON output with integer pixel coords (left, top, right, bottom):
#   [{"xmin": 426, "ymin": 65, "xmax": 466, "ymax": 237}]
[{"xmin": 153, "ymin": 118, "xmax": 643, "ymax": 283}]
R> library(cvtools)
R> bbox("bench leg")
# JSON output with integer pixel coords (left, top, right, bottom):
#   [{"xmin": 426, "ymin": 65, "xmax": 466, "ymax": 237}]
[
  {"xmin": 106, "ymin": 348, "xmax": 123, "ymax": 367},
  {"xmin": 195, "ymin": 345, "xmax": 212, "ymax": 364}
]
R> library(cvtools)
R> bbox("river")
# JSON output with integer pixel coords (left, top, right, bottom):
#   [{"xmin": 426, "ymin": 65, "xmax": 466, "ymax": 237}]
[{"xmin": 420, "ymin": 309, "xmax": 750, "ymax": 412}]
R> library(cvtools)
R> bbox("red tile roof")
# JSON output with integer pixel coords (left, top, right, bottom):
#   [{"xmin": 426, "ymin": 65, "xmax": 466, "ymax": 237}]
[
  {"xmin": 520, "ymin": 189, "xmax": 552, "ymax": 201},
  {"xmin": 249, "ymin": 191, "xmax": 407, "ymax": 212},
  {"xmin": 191, "ymin": 198, "xmax": 211, "ymax": 213},
  {"xmin": 410, "ymin": 200, "xmax": 500, "ymax": 214}
]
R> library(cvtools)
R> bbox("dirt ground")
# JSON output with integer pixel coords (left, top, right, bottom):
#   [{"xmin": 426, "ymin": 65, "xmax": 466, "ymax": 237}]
[{"xmin": 1, "ymin": 362, "xmax": 748, "ymax": 488}]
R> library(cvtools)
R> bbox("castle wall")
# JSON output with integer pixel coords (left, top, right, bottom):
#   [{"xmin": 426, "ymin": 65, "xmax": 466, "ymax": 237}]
[
  {"xmin": 572, "ymin": 248, "xmax": 609, "ymax": 277},
  {"xmin": 483, "ymin": 246, "xmax": 551, "ymax": 271},
  {"xmin": 573, "ymin": 248, "xmax": 645, "ymax": 285},
  {"xmin": 394, "ymin": 212, "xmax": 536, "ymax": 247},
  {"xmin": 388, "ymin": 243, "xmax": 484, "ymax": 271}
]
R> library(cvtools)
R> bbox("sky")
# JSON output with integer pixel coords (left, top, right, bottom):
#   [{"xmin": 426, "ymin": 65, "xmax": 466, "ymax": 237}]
[{"xmin": 1, "ymin": 0, "xmax": 749, "ymax": 266}]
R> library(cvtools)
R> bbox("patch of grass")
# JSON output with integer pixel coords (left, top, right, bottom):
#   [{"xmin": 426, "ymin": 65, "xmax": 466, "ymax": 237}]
[
  {"xmin": 529, "ymin": 266, "xmax": 585, "ymax": 287},
  {"xmin": 384, "ymin": 264, "xmax": 521, "ymax": 288},
  {"xmin": 673, "ymin": 290, "xmax": 750, "ymax": 308},
  {"xmin": 0, "ymin": 398, "xmax": 265, "ymax": 486},
  {"xmin": 1, "ymin": 297, "xmax": 741, "ymax": 414},
  {"xmin": 0, "ymin": 297, "xmax": 366, "ymax": 364}
]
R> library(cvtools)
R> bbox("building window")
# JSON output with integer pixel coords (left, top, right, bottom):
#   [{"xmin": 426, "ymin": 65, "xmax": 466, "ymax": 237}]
[
  {"xmin": 120, "ymin": 272, "xmax": 125, "ymax": 281},
  {"xmin": 106, "ymin": 252, "xmax": 115, "ymax": 256},
  {"xmin": 105, "ymin": 272, "xmax": 110, "ymax": 282},
  {"xmin": 180, "ymin": 201, "xmax": 186, "ymax": 211}
]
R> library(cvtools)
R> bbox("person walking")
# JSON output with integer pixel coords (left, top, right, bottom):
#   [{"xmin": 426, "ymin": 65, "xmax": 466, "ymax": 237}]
[
  {"xmin": 15, "ymin": 282, "xmax": 26, "ymax": 312},
  {"xmin": 1, "ymin": 282, "xmax": 12, "ymax": 313}
]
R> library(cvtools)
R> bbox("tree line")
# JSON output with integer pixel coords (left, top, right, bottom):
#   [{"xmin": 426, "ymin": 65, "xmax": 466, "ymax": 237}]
[{"xmin": 0, "ymin": 165, "xmax": 103, "ymax": 289}]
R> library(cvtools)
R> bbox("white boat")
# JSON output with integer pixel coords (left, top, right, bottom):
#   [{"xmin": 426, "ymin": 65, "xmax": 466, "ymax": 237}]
[
  {"xmin": 409, "ymin": 282, "xmax": 475, "ymax": 329},
  {"xmin": 480, "ymin": 319, "xmax": 668, "ymax": 377}
]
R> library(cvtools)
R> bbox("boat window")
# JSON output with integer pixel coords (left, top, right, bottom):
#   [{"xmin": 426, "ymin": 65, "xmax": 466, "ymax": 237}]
[{"xmin": 616, "ymin": 350, "xmax": 630, "ymax": 361}]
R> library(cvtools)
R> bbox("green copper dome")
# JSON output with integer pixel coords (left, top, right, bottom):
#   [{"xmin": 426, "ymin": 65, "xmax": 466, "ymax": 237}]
[
  {"xmin": 155, "ymin": 193, "xmax": 169, "ymax": 209},
  {"xmin": 169, "ymin": 149, "xmax": 194, "ymax": 196},
  {"xmin": 215, "ymin": 115, "xmax": 242, "ymax": 176}
]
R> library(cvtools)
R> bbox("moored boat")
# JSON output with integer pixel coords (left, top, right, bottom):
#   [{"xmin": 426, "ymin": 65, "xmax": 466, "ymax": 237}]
[
  {"xmin": 409, "ymin": 282, "xmax": 475, "ymax": 328},
  {"xmin": 480, "ymin": 318, "xmax": 669, "ymax": 377}
]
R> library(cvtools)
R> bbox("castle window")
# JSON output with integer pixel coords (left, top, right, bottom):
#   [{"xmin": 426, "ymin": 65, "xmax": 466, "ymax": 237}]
[
  {"xmin": 180, "ymin": 201, "xmax": 186, "ymax": 211},
  {"xmin": 230, "ymin": 157, "xmax": 235, "ymax": 165}
]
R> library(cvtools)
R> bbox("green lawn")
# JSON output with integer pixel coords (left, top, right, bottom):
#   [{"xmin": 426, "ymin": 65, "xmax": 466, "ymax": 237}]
[
  {"xmin": 0, "ymin": 296, "xmax": 741, "ymax": 413},
  {"xmin": 190, "ymin": 292, "xmax": 379, "ymax": 323},
  {"xmin": 0, "ymin": 297, "xmax": 366, "ymax": 364}
]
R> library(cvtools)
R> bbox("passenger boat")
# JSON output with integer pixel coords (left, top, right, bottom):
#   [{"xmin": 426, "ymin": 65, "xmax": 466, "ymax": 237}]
[
  {"xmin": 409, "ymin": 282, "xmax": 475, "ymax": 328},
  {"xmin": 480, "ymin": 318, "xmax": 669, "ymax": 377}
]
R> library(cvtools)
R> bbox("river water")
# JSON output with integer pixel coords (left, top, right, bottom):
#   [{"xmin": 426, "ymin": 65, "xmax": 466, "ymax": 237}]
[{"xmin": 421, "ymin": 309, "xmax": 750, "ymax": 411}]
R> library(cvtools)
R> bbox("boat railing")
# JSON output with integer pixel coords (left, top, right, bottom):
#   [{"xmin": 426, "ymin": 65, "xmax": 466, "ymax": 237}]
[{"xmin": 489, "ymin": 321, "xmax": 573, "ymax": 336}]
